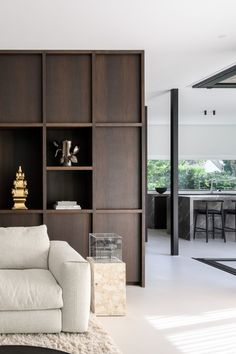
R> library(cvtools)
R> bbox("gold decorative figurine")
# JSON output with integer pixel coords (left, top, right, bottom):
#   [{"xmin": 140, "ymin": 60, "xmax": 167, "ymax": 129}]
[{"xmin": 12, "ymin": 166, "xmax": 28, "ymax": 209}]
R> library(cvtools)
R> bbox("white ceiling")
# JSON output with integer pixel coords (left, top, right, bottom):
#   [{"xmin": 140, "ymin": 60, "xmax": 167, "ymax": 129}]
[{"xmin": 0, "ymin": 0, "xmax": 236, "ymax": 123}]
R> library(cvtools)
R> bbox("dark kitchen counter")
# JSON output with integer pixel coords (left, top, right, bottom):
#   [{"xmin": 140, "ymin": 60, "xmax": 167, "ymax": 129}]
[
  {"xmin": 178, "ymin": 194, "xmax": 236, "ymax": 240},
  {"xmin": 147, "ymin": 191, "xmax": 236, "ymax": 235}
]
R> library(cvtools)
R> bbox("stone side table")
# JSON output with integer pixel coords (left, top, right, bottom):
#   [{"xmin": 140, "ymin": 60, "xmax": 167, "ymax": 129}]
[{"xmin": 87, "ymin": 257, "xmax": 126, "ymax": 316}]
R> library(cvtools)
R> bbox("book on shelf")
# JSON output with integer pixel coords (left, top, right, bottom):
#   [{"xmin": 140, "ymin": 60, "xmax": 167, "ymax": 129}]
[
  {"xmin": 54, "ymin": 206, "xmax": 81, "ymax": 210},
  {"xmin": 53, "ymin": 201, "xmax": 81, "ymax": 210},
  {"xmin": 56, "ymin": 201, "xmax": 78, "ymax": 206}
]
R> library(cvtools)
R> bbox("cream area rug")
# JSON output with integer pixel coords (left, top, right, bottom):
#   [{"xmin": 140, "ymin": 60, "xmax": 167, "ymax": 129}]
[{"xmin": 0, "ymin": 315, "xmax": 122, "ymax": 354}]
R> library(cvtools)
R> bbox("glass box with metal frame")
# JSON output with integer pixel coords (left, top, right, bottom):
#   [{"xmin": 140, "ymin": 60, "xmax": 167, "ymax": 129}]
[{"xmin": 89, "ymin": 233, "xmax": 122, "ymax": 262}]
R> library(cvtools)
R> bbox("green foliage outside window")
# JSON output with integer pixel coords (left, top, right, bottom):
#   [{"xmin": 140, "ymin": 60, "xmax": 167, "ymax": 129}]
[{"xmin": 148, "ymin": 160, "xmax": 236, "ymax": 191}]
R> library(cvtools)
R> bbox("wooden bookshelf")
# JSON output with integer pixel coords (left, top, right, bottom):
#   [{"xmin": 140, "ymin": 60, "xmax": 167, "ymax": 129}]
[{"xmin": 0, "ymin": 51, "xmax": 146, "ymax": 286}]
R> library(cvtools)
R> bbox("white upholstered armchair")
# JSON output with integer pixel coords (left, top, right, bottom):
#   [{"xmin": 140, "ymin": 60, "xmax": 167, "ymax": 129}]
[{"xmin": 0, "ymin": 225, "xmax": 91, "ymax": 334}]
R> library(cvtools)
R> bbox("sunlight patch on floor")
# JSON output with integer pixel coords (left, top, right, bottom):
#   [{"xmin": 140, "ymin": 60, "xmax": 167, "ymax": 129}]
[
  {"xmin": 168, "ymin": 322, "xmax": 236, "ymax": 354},
  {"xmin": 146, "ymin": 308, "xmax": 236, "ymax": 329}
]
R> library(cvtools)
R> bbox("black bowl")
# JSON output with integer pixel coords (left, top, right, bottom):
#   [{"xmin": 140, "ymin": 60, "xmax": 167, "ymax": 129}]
[{"xmin": 155, "ymin": 187, "xmax": 167, "ymax": 194}]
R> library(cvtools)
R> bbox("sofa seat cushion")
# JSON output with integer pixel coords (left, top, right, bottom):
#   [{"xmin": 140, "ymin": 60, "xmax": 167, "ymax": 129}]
[{"xmin": 0, "ymin": 269, "xmax": 63, "ymax": 311}]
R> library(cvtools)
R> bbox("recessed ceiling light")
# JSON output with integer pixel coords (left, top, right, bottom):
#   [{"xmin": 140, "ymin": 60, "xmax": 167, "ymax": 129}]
[{"xmin": 203, "ymin": 110, "xmax": 216, "ymax": 116}]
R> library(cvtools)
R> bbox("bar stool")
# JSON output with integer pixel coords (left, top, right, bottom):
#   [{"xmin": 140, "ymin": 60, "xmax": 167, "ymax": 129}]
[
  {"xmin": 194, "ymin": 200, "xmax": 226, "ymax": 243},
  {"xmin": 224, "ymin": 200, "xmax": 236, "ymax": 241}
]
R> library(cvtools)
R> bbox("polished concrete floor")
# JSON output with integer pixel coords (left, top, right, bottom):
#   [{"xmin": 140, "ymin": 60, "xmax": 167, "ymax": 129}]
[{"xmin": 99, "ymin": 230, "xmax": 236, "ymax": 354}]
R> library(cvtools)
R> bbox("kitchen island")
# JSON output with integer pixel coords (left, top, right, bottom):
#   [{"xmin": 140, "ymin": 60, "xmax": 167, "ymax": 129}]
[{"xmin": 178, "ymin": 194, "xmax": 236, "ymax": 240}]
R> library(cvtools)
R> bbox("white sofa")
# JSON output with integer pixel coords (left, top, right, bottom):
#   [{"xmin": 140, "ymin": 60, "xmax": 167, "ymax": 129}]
[{"xmin": 0, "ymin": 225, "xmax": 91, "ymax": 334}]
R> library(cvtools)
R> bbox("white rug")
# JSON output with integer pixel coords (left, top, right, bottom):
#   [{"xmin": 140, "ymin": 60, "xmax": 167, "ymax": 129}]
[{"xmin": 0, "ymin": 315, "xmax": 122, "ymax": 354}]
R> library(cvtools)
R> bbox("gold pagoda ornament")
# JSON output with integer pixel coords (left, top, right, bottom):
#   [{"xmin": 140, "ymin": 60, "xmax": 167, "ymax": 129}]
[{"xmin": 12, "ymin": 166, "xmax": 28, "ymax": 210}]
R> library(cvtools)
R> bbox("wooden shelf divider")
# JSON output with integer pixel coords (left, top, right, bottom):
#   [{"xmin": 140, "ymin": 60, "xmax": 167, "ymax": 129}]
[
  {"xmin": 46, "ymin": 123, "xmax": 92, "ymax": 128},
  {"xmin": 46, "ymin": 166, "xmax": 93, "ymax": 171},
  {"xmin": 0, "ymin": 210, "xmax": 43, "ymax": 214},
  {"xmin": 0, "ymin": 123, "xmax": 43, "ymax": 128},
  {"xmin": 95, "ymin": 209, "xmax": 143, "ymax": 213},
  {"xmin": 95, "ymin": 123, "xmax": 142, "ymax": 127},
  {"xmin": 46, "ymin": 209, "xmax": 93, "ymax": 214}
]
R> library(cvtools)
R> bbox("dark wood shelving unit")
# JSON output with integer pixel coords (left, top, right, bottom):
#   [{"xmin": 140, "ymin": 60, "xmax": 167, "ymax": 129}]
[{"xmin": 0, "ymin": 50, "xmax": 145, "ymax": 286}]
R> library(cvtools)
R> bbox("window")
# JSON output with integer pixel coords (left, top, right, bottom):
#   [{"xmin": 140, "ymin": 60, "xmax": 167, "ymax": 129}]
[{"xmin": 148, "ymin": 160, "xmax": 236, "ymax": 191}]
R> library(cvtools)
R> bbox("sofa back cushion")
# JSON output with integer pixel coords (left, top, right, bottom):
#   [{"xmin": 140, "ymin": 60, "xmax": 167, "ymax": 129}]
[{"xmin": 0, "ymin": 225, "xmax": 50, "ymax": 269}]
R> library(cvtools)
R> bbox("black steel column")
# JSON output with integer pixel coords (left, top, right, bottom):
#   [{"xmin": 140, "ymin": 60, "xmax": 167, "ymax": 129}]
[
  {"xmin": 145, "ymin": 106, "xmax": 148, "ymax": 242},
  {"xmin": 170, "ymin": 89, "xmax": 179, "ymax": 255}
]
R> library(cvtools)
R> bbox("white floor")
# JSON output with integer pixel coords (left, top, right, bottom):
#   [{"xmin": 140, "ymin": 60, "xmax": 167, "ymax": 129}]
[{"xmin": 99, "ymin": 230, "xmax": 236, "ymax": 354}]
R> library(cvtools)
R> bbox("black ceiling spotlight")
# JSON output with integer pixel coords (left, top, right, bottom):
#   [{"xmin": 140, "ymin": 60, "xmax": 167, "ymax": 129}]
[
  {"xmin": 203, "ymin": 110, "xmax": 216, "ymax": 116},
  {"xmin": 193, "ymin": 65, "xmax": 236, "ymax": 88}
]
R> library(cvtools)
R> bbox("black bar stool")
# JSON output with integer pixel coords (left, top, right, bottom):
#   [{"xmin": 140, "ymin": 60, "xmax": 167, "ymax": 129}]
[
  {"xmin": 194, "ymin": 200, "xmax": 226, "ymax": 243},
  {"xmin": 224, "ymin": 200, "xmax": 236, "ymax": 241}
]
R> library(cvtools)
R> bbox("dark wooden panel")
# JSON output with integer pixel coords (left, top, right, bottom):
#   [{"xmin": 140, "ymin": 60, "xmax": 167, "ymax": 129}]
[
  {"xmin": 47, "ymin": 214, "xmax": 91, "ymax": 257},
  {"xmin": 46, "ymin": 127, "xmax": 92, "ymax": 166},
  {"xmin": 95, "ymin": 54, "xmax": 141, "ymax": 123},
  {"xmin": 0, "ymin": 128, "xmax": 42, "ymax": 209},
  {"xmin": 47, "ymin": 171, "xmax": 92, "ymax": 209},
  {"xmin": 95, "ymin": 127, "xmax": 141, "ymax": 209},
  {"xmin": 46, "ymin": 55, "xmax": 92, "ymax": 123},
  {"xmin": 0, "ymin": 54, "xmax": 42, "ymax": 123},
  {"xmin": 94, "ymin": 213, "xmax": 141, "ymax": 283},
  {"xmin": 0, "ymin": 214, "xmax": 42, "ymax": 227}
]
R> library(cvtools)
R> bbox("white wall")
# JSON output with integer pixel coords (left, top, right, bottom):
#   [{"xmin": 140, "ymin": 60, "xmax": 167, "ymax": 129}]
[
  {"xmin": 1, "ymin": 1, "xmax": 236, "ymax": 126},
  {"xmin": 148, "ymin": 124, "xmax": 236, "ymax": 160},
  {"xmin": 148, "ymin": 88, "xmax": 236, "ymax": 160}
]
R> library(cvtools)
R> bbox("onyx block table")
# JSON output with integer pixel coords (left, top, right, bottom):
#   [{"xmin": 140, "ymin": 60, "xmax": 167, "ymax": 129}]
[{"xmin": 88, "ymin": 257, "xmax": 126, "ymax": 316}]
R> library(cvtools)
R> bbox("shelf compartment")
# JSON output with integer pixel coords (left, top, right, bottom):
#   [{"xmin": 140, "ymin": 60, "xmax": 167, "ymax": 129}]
[
  {"xmin": 46, "ymin": 166, "xmax": 93, "ymax": 171},
  {"xmin": 47, "ymin": 213, "xmax": 92, "ymax": 258},
  {"xmin": 47, "ymin": 170, "xmax": 92, "ymax": 210},
  {"xmin": 94, "ymin": 213, "xmax": 141, "ymax": 283},
  {"xmin": 46, "ymin": 54, "xmax": 92, "ymax": 123},
  {"xmin": 47, "ymin": 127, "xmax": 92, "ymax": 167},
  {"xmin": 95, "ymin": 127, "xmax": 141, "ymax": 209},
  {"xmin": 0, "ymin": 128, "xmax": 43, "ymax": 210},
  {"xmin": 0, "ymin": 54, "xmax": 42, "ymax": 123},
  {"xmin": 95, "ymin": 54, "xmax": 141, "ymax": 123}
]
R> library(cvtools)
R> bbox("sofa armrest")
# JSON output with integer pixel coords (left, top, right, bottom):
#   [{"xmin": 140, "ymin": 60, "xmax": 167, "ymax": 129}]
[{"xmin": 49, "ymin": 241, "xmax": 91, "ymax": 332}]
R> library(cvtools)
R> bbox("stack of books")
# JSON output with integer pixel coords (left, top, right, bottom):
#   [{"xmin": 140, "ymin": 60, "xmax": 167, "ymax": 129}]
[{"xmin": 53, "ymin": 201, "xmax": 81, "ymax": 210}]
